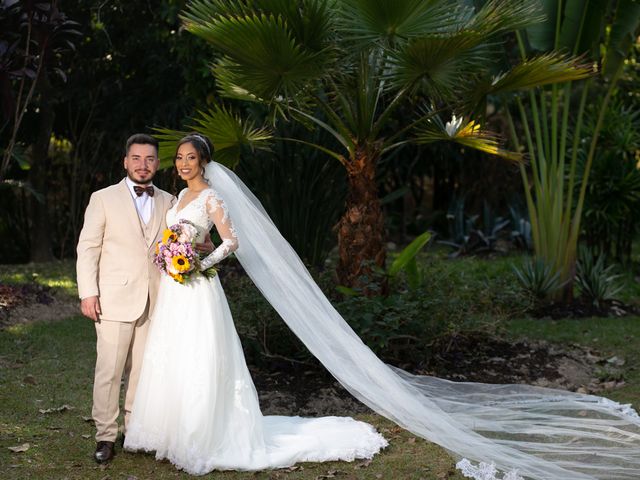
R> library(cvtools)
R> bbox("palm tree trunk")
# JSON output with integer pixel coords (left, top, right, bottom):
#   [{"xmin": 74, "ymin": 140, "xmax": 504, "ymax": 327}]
[{"xmin": 336, "ymin": 146, "xmax": 386, "ymax": 295}]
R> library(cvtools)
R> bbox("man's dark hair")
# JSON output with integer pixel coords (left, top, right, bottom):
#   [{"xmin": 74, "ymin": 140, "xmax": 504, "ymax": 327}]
[{"xmin": 125, "ymin": 133, "xmax": 159, "ymax": 155}]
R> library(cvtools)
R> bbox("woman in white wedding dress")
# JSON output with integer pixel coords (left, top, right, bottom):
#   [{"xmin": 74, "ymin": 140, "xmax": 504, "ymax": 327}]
[
  {"xmin": 124, "ymin": 134, "xmax": 388, "ymax": 475},
  {"xmin": 127, "ymin": 133, "xmax": 640, "ymax": 480}
]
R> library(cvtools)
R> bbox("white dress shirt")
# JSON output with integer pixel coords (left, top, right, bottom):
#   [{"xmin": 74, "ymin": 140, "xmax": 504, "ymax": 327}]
[{"xmin": 125, "ymin": 177, "xmax": 154, "ymax": 224}]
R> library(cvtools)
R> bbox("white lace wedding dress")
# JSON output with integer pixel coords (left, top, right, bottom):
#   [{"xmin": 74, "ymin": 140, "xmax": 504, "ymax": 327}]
[{"xmin": 124, "ymin": 188, "xmax": 387, "ymax": 475}]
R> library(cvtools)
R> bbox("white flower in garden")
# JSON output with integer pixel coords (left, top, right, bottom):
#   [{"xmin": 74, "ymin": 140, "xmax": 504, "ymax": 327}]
[{"xmin": 445, "ymin": 115, "xmax": 463, "ymax": 137}]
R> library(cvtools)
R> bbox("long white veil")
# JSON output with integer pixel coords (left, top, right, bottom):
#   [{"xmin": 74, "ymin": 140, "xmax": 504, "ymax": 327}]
[{"xmin": 206, "ymin": 161, "xmax": 640, "ymax": 480}]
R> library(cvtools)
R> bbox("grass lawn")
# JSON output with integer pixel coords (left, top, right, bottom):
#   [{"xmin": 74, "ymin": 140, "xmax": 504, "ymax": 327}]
[
  {"xmin": 0, "ymin": 318, "xmax": 463, "ymax": 480},
  {"xmin": 0, "ymin": 261, "xmax": 78, "ymax": 298},
  {"xmin": 504, "ymin": 316, "xmax": 640, "ymax": 408},
  {"xmin": 1, "ymin": 256, "xmax": 638, "ymax": 479},
  {"xmin": 0, "ymin": 262, "xmax": 464, "ymax": 480}
]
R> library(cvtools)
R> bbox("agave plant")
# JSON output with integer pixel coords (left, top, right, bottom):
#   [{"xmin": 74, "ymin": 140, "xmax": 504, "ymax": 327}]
[
  {"xmin": 170, "ymin": 0, "xmax": 591, "ymax": 292},
  {"xmin": 509, "ymin": 202, "xmax": 533, "ymax": 251},
  {"xmin": 514, "ymin": 257, "xmax": 563, "ymax": 300},
  {"xmin": 576, "ymin": 249, "xmax": 623, "ymax": 308},
  {"xmin": 439, "ymin": 196, "xmax": 510, "ymax": 256}
]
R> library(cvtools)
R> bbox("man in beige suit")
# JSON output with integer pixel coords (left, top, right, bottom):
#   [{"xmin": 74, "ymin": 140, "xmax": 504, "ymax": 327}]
[{"xmin": 77, "ymin": 133, "xmax": 210, "ymax": 463}]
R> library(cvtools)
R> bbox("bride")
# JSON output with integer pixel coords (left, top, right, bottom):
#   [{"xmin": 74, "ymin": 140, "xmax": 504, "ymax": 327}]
[{"xmin": 126, "ymin": 133, "xmax": 640, "ymax": 479}]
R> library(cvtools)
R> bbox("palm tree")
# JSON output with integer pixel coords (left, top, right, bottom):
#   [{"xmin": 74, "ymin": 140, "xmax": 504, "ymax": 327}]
[{"xmin": 164, "ymin": 0, "xmax": 591, "ymax": 292}]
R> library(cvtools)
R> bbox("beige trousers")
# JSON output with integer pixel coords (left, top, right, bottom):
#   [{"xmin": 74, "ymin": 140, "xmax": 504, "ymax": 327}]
[{"xmin": 92, "ymin": 299, "xmax": 150, "ymax": 442}]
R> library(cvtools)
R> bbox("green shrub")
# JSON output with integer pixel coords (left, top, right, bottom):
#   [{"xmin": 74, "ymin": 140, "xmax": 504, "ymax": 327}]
[
  {"xmin": 576, "ymin": 250, "xmax": 623, "ymax": 307},
  {"xmin": 513, "ymin": 258, "xmax": 563, "ymax": 300}
]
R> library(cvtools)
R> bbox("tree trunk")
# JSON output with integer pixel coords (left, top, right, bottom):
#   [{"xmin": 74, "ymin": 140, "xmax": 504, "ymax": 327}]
[
  {"xmin": 28, "ymin": 70, "xmax": 55, "ymax": 262},
  {"xmin": 336, "ymin": 146, "xmax": 386, "ymax": 295},
  {"xmin": 559, "ymin": 260, "xmax": 576, "ymax": 303}
]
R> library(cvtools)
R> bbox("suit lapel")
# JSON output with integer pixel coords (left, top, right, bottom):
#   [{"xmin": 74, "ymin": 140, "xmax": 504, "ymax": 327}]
[
  {"xmin": 146, "ymin": 191, "xmax": 165, "ymax": 249},
  {"xmin": 118, "ymin": 179, "xmax": 146, "ymax": 247}
]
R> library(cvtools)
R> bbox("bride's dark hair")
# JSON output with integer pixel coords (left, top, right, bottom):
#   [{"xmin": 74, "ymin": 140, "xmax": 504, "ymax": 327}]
[{"xmin": 172, "ymin": 132, "xmax": 215, "ymax": 194}]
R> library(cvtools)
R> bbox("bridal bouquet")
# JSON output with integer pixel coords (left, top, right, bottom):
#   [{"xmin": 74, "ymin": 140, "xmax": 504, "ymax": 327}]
[{"xmin": 154, "ymin": 220, "xmax": 217, "ymax": 284}]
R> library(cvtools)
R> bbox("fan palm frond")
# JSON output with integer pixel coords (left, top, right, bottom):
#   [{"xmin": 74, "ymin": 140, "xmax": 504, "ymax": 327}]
[
  {"xmin": 154, "ymin": 105, "xmax": 272, "ymax": 169},
  {"xmin": 337, "ymin": 0, "xmax": 466, "ymax": 46},
  {"xmin": 184, "ymin": 13, "xmax": 328, "ymax": 100},
  {"xmin": 468, "ymin": 0, "xmax": 545, "ymax": 37},
  {"xmin": 387, "ymin": 33, "xmax": 492, "ymax": 101},
  {"xmin": 257, "ymin": 0, "xmax": 336, "ymax": 53},
  {"xmin": 213, "ymin": 58, "xmax": 263, "ymax": 102},
  {"xmin": 488, "ymin": 53, "xmax": 594, "ymax": 94},
  {"xmin": 182, "ymin": 0, "xmax": 254, "ymax": 24}
]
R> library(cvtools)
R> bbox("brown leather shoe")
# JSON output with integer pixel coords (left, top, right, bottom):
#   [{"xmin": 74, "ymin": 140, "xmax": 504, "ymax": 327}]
[{"xmin": 94, "ymin": 441, "xmax": 115, "ymax": 463}]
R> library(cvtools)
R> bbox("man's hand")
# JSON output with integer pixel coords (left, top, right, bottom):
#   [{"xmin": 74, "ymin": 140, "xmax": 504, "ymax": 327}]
[
  {"xmin": 195, "ymin": 233, "xmax": 214, "ymax": 254},
  {"xmin": 80, "ymin": 296, "xmax": 102, "ymax": 322}
]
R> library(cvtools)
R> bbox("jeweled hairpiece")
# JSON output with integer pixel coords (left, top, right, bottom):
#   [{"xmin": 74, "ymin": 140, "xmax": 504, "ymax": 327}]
[{"xmin": 189, "ymin": 133, "xmax": 211, "ymax": 157}]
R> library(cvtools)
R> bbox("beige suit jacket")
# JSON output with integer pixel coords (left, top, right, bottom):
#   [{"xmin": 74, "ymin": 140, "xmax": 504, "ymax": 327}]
[{"xmin": 76, "ymin": 178, "xmax": 174, "ymax": 322}]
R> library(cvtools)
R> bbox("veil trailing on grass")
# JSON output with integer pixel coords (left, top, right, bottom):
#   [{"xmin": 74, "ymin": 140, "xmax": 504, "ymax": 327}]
[{"xmin": 206, "ymin": 161, "xmax": 640, "ymax": 480}]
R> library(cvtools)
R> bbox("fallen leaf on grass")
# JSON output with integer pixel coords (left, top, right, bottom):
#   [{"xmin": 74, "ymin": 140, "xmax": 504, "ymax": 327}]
[
  {"xmin": 126, "ymin": 476, "xmax": 139, "ymax": 480},
  {"xmin": 81, "ymin": 434, "xmax": 91, "ymax": 439},
  {"xmin": 354, "ymin": 459, "xmax": 371, "ymax": 469},
  {"xmin": 39, "ymin": 404, "xmax": 74, "ymax": 414},
  {"xmin": 280, "ymin": 465, "xmax": 302, "ymax": 472},
  {"xmin": 81, "ymin": 415, "xmax": 95, "ymax": 423},
  {"xmin": 315, "ymin": 470, "xmax": 342, "ymax": 479},
  {"xmin": 407, "ymin": 437, "xmax": 416, "ymax": 444},
  {"xmin": 23, "ymin": 375, "xmax": 37, "ymax": 385},
  {"xmin": 8, "ymin": 443, "xmax": 30, "ymax": 453}
]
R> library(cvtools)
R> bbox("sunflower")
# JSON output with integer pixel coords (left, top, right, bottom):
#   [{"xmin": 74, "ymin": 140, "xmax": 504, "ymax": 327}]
[
  {"xmin": 171, "ymin": 255, "xmax": 191, "ymax": 273},
  {"xmin": 170, "ymin": 272, "xmax": 184, "ymax": 283},
  {"xmin": 162, "ymin": 229, "xmax": 178, "ymax": 244}
]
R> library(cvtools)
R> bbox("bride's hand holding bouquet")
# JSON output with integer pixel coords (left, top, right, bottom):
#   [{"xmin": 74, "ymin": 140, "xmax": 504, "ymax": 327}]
[{"xmin": 154, "ymin": 220, "xmax": 217, "ymax": 284}]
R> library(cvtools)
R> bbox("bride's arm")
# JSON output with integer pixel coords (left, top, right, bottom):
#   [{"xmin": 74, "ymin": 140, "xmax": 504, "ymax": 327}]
[{"xmin": 199, "ymin": 192, "xmax": 238, "ymax": 270}]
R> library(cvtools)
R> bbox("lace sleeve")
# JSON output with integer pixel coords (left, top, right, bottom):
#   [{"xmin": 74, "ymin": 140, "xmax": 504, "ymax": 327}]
[{"xmin": 199, "ymin": 191, "xmax": 238, "ymax": 271}]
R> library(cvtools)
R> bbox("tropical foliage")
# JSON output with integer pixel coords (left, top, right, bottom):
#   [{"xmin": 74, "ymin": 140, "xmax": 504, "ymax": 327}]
[
  {"xmin": 0, "ymin": 1, "xmax": 217, "ymax": 262},
  {"xmin": 578, "ymin": 98, "xmax": 640, "ymax": 264},
  {"xmin": 166, "ymin": 0, "xmax": 595, "ymax": 292},
  {"xmin": 504, "ymin": 0, "xmax": 640, "ymax": 300},
  {"xmin": 576, "ymin": 249, "xmax": 623, "ymax": 308}
]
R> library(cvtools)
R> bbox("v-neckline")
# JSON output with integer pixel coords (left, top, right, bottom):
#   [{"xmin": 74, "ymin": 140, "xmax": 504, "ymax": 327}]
[{"xmin": 175, "ymin": 188, "xmax": 208, "ymax": 214}]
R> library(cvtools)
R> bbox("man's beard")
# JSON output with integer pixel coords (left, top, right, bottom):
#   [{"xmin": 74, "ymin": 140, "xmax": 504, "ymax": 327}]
[{"xmin": 127, "ymin": 172, "xmax": 154, "ymax": 185}]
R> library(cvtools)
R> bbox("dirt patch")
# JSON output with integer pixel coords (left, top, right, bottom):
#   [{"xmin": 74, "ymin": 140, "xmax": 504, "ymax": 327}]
[
  {"xmin": 415, "ymin": 331, "xmax": 624, "ymax": 393},
  {"xmin": 0, "ymin": 282, "xmax": 78, "ymax": 329},
  {"xmin": 250, "ymin": 332, "xmax": 626, "ymax": 416},
  {"xmin": 251, "ymin": 360, "xmax": 370, "ymax": 416},
  {"xmin": 0, "ymin": 282, "xmax": 627, "ymax": 416},
  {"xmin": 532, "ymin": 299, "xmax": 638, "ymax": 319}
]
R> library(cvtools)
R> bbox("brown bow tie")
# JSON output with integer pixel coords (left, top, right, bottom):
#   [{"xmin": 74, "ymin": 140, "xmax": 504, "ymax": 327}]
[{"xmin": 133, "ymin": 185, "xmax": 154, "ymax": 197}]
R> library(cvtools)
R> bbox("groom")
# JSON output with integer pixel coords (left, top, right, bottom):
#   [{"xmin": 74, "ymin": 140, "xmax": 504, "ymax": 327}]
[{"xmin": 76, "ymin": 133, "xmax": 211, "ymax": 464}]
